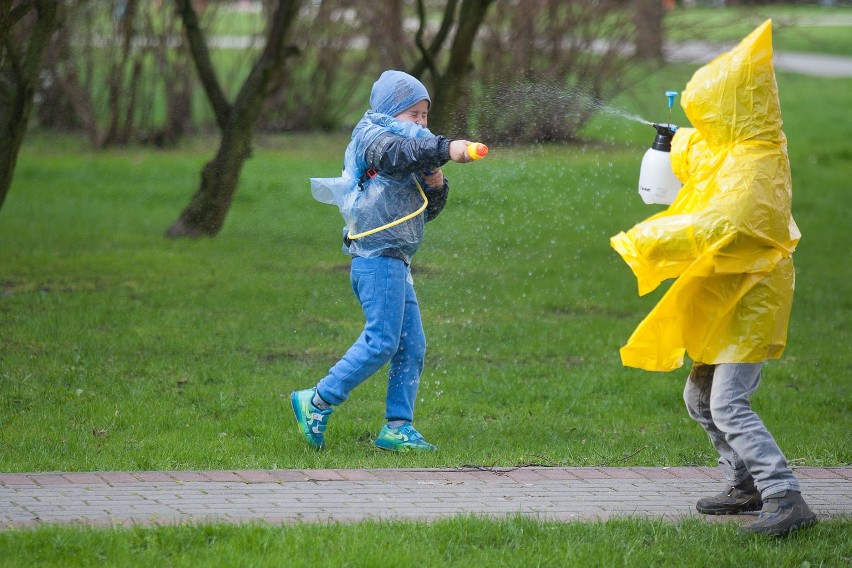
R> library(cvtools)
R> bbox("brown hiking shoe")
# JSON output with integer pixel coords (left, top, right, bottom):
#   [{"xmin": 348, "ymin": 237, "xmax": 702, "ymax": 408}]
[
  {"xmin": 696, "ymin": 478, "xmax": 762, "ymax": 515},
  {"xmin": 740, "ymin": 491, "xmax": 818, "ymax": 537}
]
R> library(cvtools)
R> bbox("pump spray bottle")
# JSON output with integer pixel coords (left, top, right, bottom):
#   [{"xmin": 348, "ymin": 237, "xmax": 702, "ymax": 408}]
[{"xmin": 637, "ymin": 91, "xmax": 681, "ymax": 205}]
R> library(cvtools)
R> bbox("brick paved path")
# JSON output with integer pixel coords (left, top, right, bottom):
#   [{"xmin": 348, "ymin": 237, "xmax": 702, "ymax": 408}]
[{"xmin": 1, "ymin": 467, "xmax": 849, "ymax": 529}]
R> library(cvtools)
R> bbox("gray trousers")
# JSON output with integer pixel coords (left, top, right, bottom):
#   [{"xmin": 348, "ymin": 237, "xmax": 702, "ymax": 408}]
[{"xmin": 683, "ymin": 362, "xmax": 800, "ymax": 499}]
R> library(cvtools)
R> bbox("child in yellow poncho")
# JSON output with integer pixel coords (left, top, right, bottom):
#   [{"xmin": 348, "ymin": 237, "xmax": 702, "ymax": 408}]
[{"xmin": 611, "ymin": 20, "xmax": 815, "ymax": 537}]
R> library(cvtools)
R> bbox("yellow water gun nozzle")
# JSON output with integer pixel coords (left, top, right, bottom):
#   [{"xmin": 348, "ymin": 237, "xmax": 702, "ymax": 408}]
[{"xmin": 467, "ymin": 143, "xmax": 489, "ymax": 160}]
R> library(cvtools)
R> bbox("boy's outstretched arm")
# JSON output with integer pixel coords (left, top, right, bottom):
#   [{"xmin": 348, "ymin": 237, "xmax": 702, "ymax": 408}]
[
  {"xmin": 365, "ymin": 134, "xmax": 451, "ymax": 175},
  {"xmin": 365, "ymin": 135, "xmax": 477, "ymax": 176}
]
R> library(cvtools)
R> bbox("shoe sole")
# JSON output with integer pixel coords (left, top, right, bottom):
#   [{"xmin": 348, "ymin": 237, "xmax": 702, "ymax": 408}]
[
  {"xmin": 291, "ymin": 393, "xmax": 324, "ymax": 450},
  {"xmin": 374, "ymin": 440, "xmax": 411, "ymax": 452},
  {"xmin": 374, "ymin": 440, "xmax": 436, "ymax": 452},
  {"xmin": 741, "ymin": 514, "xmax": 818, "ymax": 537},
  {"xmin": 696, "ymin": 502, "xmax": 763, "ymax": 515}
]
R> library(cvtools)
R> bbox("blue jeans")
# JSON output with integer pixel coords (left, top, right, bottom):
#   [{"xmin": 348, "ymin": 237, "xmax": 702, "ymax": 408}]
[
  {"xmin": 683, "ymin": 362, "xmax": 800, "ymax": 498},
  {"xmin": 316, "ymin": 256, "xmax": 426, "ymax": 422}
]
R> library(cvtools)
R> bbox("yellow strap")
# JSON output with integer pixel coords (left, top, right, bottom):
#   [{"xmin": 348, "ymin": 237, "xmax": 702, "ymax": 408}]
[{"xmin": 346, "ymin": 175, "xmax": 429, "ymax": 240}]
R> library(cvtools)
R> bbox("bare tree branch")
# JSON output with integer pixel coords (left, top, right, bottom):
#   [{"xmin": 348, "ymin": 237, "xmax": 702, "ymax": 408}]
[
  {"xmin": 411, "ymin": 0, "xmax": 457, "ymax": 79},
  {"xmin": 174, "ymin": 0, "xmax": 231, "ymax": 129},
  {"xmin": 0, "ymin": 0, "xmax": 61, "ymax": 210},
  {"xmin": 9, "ymin": 0, "xmax": 36, "ymax": 26}
]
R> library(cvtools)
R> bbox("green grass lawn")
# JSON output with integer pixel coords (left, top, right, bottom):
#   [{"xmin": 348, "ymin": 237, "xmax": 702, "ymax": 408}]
[
  {"xmin": 1, "ymin": 67, "xmax": 850, "ymax": 561},
  {"xmin": 2, "ymin": 517, "xmax": 850, "ymax": 568}
]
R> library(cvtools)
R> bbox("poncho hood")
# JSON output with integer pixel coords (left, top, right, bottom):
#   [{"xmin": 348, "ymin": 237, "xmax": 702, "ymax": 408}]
[{"xmin": 681, "ymin": 20, "xmax": 784, "ymax": 147}]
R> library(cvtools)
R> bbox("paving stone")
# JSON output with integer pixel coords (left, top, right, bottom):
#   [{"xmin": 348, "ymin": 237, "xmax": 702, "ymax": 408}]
[
  {"xmin": 233, "ymin": 471, "xmax": 281, "ymax": 484},
  {"xmin": 98, "ymin": 472, "xmax": 141, "ymax": 484},
  {"xmin": 0, "ymin": 475, "xmax": 38, "ymax": 486}
]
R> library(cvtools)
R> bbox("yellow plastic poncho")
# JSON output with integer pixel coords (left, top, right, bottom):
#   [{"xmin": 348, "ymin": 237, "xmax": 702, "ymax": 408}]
[{"xmin": 610, "ymin": 20, "xmax": 801, "ymax": 372}]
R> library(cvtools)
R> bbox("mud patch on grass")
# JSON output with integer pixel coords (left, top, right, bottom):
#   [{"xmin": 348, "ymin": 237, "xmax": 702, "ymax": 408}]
[{"xmin": 1, "ymin": 279, "xmax": 105, "ymax": 296}]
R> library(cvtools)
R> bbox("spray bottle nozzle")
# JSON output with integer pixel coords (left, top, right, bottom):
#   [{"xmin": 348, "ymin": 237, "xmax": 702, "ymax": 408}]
[
  {"xmin": 652, "ymin": 122, "xmax": 678, "ymax": 136},
  {"xmin": 649, "ymin": 122, "xmax": 678, "ymax": 151}
]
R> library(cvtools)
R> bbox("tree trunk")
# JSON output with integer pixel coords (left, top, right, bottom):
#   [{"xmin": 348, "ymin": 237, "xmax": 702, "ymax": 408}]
[
  {"xmin": 165, "ymin": 0, "xmax": 302, "ymax": 238},
  {"xmin": 633, "ymin": 0, "xmax": 665, "ymax": 62},
  {"xmin": 0, "ymin": 0, "xmax": 60, "ymax": 211},
  {"xmin": 164, "ymin": 127, "xmax": 253, "ymax": 237},
  {"xmin": 424, "ymin": 0, "xmax": 494, "ymax": 137}
]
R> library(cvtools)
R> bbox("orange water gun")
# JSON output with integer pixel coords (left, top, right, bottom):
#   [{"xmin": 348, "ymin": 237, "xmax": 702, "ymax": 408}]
[{"xmin": 467, "ymin": 143, "xmax": 489, "ymax": 160}]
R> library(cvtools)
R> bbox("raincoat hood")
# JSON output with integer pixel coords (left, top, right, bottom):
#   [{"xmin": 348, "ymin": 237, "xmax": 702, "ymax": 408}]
[
  {"xmin": 370, "ymin": 70, "xmax": 431, "ymax": 118},
  {"xmin": 681, "ymin": 22, "xmax": 784, "ymax": 147},
  {"xmin": 610, "ymin": 20, "xmax": 801, "ymax": 372}
]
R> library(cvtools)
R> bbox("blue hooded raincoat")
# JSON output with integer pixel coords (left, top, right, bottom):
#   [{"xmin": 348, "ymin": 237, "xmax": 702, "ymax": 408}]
[{"xmin": 311, "ymin": 71, "xmax": 452, "ymax": 264}]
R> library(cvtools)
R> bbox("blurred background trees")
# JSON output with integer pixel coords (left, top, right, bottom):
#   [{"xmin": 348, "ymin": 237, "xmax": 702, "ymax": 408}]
[
  {"xmin": 10, "ymin": 0, "xmax": 666, "ymax": 148},
  {"xmin": 15, "ymin": 0, "xmax": 794, "ymax": 229}
]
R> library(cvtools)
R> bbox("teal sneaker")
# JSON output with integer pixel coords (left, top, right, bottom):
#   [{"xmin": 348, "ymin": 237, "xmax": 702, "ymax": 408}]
[
  {"xmin": 290, "ymin": 389, "xmax": 332, "ymax": 449},
  {"xmin": 374, "ymin": 423, "xmax": 437, "ymax": 452}
]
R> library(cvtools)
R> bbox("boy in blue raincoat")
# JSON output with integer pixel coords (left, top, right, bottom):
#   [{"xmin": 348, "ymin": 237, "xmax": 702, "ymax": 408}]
[{"xmin": 291, "ymin": 71, "xmax": 477, "ymax": 451}]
